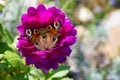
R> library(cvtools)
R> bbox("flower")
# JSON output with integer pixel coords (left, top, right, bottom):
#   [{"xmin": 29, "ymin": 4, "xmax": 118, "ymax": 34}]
[
  {"xmin": 17, "ymin": 4, "xmax": 76, "ymax": 73},
  {"xmin": 109, "ymin": 0, "xmax": 120, "ymax": 7}
]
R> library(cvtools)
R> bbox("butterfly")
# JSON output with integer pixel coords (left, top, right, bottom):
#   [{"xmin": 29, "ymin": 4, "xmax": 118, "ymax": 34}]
[{"xmin": 25, "ymin": 21, "xmax": 61, "ymax": 51}]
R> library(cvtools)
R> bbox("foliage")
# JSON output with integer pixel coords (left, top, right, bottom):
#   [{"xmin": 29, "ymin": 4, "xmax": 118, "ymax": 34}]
[
  {"xmin": 0, "ymin": 22, "xmax": 72, "ymax": 80},
  {"xmin": 0, "ymin": 0, "xmax": 120, "ymax": 80},
  {"xmin": 0, "ymin": 0, "xmax": 73, "ymax": 80}
]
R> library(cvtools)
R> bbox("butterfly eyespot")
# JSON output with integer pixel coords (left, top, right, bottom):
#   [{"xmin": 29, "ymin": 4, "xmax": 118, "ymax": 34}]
[
  {"xmin": 48, "ymin": 25, "xmax": 52, "ymax": 29},
  {"xmin": 54, "ymin": 21, "xmax": 60, "ymax": 29},
  {"xmin": 34, "ymin": 41, "xmax": 39, "ymax": 45},
  {"xmin": 25, "ymin": 29, "xmax": 32, "ymax": 37},
  {"xmin": 34, "ymin": 41, "xmax": 40, "ymax": 50},
  {"xmin": 51, "ymin": 37, "xmax": 57, "ymax": 42},
  {"xmin": 34, "ymin": 29, "xmax": 39, "ymax": 33}
]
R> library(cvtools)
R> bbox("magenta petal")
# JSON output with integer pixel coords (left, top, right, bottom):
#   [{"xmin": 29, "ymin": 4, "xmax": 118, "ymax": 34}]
[
  {"xmin": 37, "ymin": 4, "xmax": 46, "ymax": 12},
  {"xmin": 17, "ymin": 25, "xmax": 24, "ymax": 34},
  {"xmin": 27, "ymin": 7, "xmax": 36, "ymax": 15},
  {"xmin": 59, "ymin": 46, "xmax": 72, "ymax": 56},
  {"xmin": 26, "ymin": 57, "xmax": 34, "ymax": 65},
  {"xmin": 58, "ymin": 55, "xmax": 66, "ymax": 63},
  {"xmin": 48, "ymin": 7, "xmax": 58, "ymax": 13},
  {"xmin": 32, "ymin": 51, "xmax": 48, "ymax": 59},
  {"xmin": 42, "ymin": 67, "xmax": 49, "ymax": 73},
  {"xmin": 51, "ymin": 62, "xmax": 58, "ymax": 70},
  {"xmin": 39, "ymin": 12, "xmax": 53, "ymax": 26}
]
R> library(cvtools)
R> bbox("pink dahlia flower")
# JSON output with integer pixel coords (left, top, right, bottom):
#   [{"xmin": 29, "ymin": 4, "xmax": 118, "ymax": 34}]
[{"xmin": 17, "ymin": 4, "xmax": 76, "ymax": 73}]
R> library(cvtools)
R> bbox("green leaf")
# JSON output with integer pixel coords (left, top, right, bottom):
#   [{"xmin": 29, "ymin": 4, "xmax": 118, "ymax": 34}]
[
  {"xmin": 61, "ymin": 0, "xmax": 75, "ymax": 11},
  {"xmin": 0, "ymin": 4, "xmax": 4, "ymax": 11},
  {"xmin": 0, "ymin": 54, "xmax": 4, "ymax": 61},
  {"xmin": 0, "ymin": 23, "xmax": 3, "ymax": 41},
  {"xmin": 0, "ymin": 36, "xmax": 2, "ymax": 42},
  {"xmin": 51, "ymin": 77, "xmax": 73, "ymax": 80},
  {"xmin": 0, "ymin": 23, "xmax": 3, "ymax": 33},
  {"xmin": 3, "ymin": 29, "xmax": 14, "ymax": 44},
  {"xmin": 0, "ymin": 69, "xmax": 7, "ymax": 78},
  {"xmin": 48, "ymin": 65, "xmax": 70, "ymax": 79},
  {"xmin": 30, "ymin": 67, "xmax": 45, "ymax": 79},
  {"xmin": 23, "ymin": 66, "xmax": 31, "ymax": 74},
  {"xmin": 0, "ymin": 63, "xmax": 8, "ymax": 69},
  {"xmin": 50, "ymin": 69, "xmax": 69, "ymax": 78},
  {"xmin": 4, "ymin": 51, "xmax": 23, "ymax": 68},
  {"xmin": 13, "ymin": 73, "xmax": 26, "ymax": 80},
  {"xmin": 0, "ymin": 42, "xmax": 12, "ymax": 53},
  {"xmin": 61, "ymin": 78, "xmax": 73, "ymax": 80}
]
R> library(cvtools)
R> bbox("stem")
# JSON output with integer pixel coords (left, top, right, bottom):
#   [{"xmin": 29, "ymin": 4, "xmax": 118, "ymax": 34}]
[{"xmin": 101, "ymin": 64, "xmax": 110, "ymax": 80}]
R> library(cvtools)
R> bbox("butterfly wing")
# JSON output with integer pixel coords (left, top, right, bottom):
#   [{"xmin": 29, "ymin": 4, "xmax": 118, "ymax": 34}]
[{"xmin": 25, "ymin": 21, "xmax": 61, "ymax": 51}]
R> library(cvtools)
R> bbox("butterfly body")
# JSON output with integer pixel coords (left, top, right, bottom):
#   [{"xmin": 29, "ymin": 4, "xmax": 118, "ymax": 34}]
[{"xmin": 25, "ymin": 21, "xmax": 61, "ymax": 50}]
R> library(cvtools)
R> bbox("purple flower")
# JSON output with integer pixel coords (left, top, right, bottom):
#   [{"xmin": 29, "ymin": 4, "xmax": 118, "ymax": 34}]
[
  {"xmin": 109, "ymin": 0, "xmax": 120, "ymax": 7},
  {"xmin": 109, "ymin": 0, "xmax": 117, "ymax": 6},
  {"xmin": 17, "ymin": 4, "xmax": 76, "ymax": 73}
]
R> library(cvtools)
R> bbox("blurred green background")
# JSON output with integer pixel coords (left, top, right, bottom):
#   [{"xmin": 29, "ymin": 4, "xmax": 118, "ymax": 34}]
[{"xmin": 0, "ymin": 0, "xmax": 120, "ymax": 80}]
